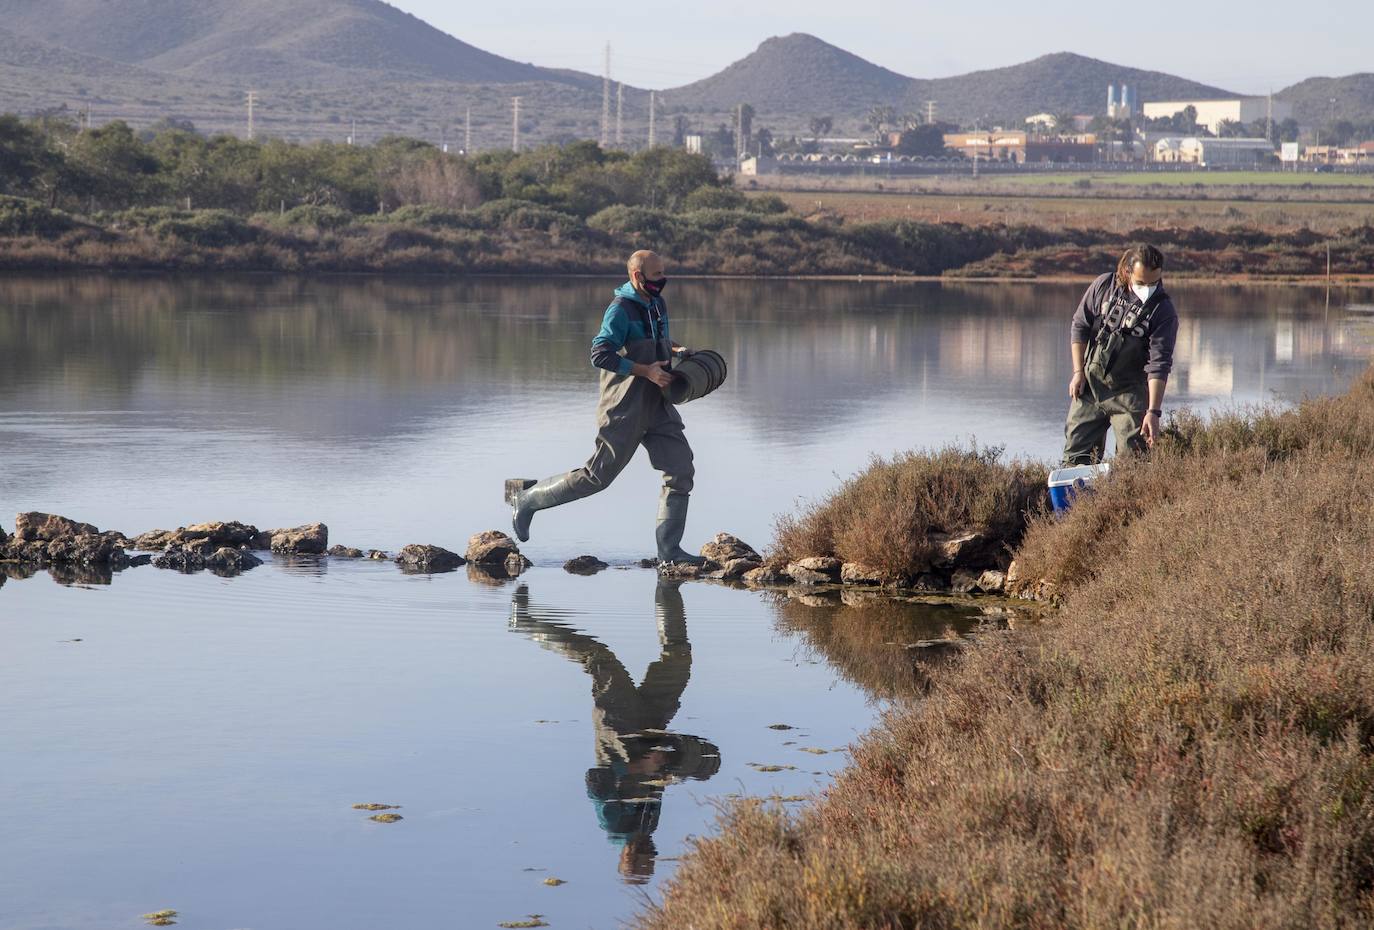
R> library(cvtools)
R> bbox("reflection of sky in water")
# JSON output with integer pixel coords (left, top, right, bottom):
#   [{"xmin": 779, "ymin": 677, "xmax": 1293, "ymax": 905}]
[
  {"xmin": 0, "ymin": 275, "xmax": 1369, "ymax": 559},
  {"xmin": 2, "ymin": 275, "xmax": 1370, "ymax": 930},
  {"xmin": 0, "ymin": 563, "xmax": 966, "ymax": 930}
]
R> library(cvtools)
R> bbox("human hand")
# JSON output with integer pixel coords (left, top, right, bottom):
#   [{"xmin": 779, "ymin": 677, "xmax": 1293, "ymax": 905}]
[
  {"xmin": 1069, "ymin": 371, "xmax": 1086, "ymax": 399},
  {"xmin": 635, "ymin": 360, "xmax": 674, "ymax": 388},
  {"xmin": 1141, "ymin": 410, "xmax": 1160, "ymax": 447}
]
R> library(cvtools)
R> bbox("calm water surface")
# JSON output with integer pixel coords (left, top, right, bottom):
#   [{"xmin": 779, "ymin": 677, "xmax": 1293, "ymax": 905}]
[{"xmin": 1, "ymin": 275, "xmax": 1371, "ymax": 930}]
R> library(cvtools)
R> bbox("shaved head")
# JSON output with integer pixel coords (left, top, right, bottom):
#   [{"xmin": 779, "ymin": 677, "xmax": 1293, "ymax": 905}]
[
  {"xmin": 627, "ymin": 249, "xmax": 663, "ymax": 278},
  {"xmin": 627, "ymin": 249, "xmax": 666, "ymax": 298}
]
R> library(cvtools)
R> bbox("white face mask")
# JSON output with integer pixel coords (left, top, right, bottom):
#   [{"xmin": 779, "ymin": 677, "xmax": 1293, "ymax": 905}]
[{"xmin": 1132, "ymin": 282, "xmax": 1158, "ymax": 303}]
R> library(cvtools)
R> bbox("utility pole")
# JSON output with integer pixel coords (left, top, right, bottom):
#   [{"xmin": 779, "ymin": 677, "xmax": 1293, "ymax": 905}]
[
  {"xmin": 926, "ymin": 100, "xmax": 937, "ymax": 125},
  {"xmin": 648, "ymin": 90, "xmax": 656, "ymax": 147},
  {"xmin": 615, "ymin": 81, "xmax": 623, "ymax": 146},
  {"xmin": 1267, "ymin": 90, "xmax": 1274, "ymax": 143},
  {"xmin": 511, "ymin": 96, "xmax": 521, "ymax": 152},
  {"xmin": 464, "ymin": 105, "xmax": 471, "ymax": 154},
  {"xmin": 246, "ymin": 90, "xmax": 257, "ymax": 140},
  {"xmin": 348, "ymin": 117, "xmax": 355, "ymax": 145},
  {"xmin": 600, "ymin": 43, "xmax": 611, "ymax": 147}
]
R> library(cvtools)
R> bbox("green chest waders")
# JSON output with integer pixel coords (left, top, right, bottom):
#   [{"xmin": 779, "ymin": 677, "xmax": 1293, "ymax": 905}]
[
  {"xmin": 506, "ymin": 299, "xmax": 702, "ymax": 565},
  {"xmin": 1062, "ymin": 291, "xmax": 1158, "ymax": 466}
]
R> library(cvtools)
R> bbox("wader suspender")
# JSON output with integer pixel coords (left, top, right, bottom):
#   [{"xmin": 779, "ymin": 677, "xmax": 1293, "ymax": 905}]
[
  {"xmin": 1086, "ymin": 287, "xmax": 1161, "ymax": 404},
  {"xmin": 612, "ymin": 295, "xmax": 670, "ymax": 365},
  {"xmin": 1094, "ymin": 288, "xmax": 1161, "ymax": 346}
]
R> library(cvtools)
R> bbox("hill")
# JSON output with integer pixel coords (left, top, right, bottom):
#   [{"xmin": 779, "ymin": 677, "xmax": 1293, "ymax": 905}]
[
  {"xmin": 0, "ymin": 0, "xmax": 599, "ymax": 89},
  {"xmin": 666, "ymin": 34, "xmax": 913, "ymax": 117},
  {"xmin": 1278, "ymin": 73, "xmax": 1374, "ymax": 127},
  {"xmin": 906, "ymin": 52, "xmax": 1236, "ymax": 124},
  {"xmin": 663, "ymin": 37, "xmax": 1235, "ymax": 126}
]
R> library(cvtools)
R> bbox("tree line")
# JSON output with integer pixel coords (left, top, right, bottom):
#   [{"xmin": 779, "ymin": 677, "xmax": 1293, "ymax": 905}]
[{"xmin": 0, "ymin": 114, "xmax": 730, "ymax": 217}]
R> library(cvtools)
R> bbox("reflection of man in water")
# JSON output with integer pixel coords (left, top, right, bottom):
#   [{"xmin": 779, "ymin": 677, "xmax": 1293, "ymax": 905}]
[{"xmin": 508, "ymin": 580, "xmax": 720, "ymax": 882}]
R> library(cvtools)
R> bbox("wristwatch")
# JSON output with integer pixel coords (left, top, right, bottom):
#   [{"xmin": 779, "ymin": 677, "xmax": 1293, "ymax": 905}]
[{"xmin": 1148, "ymin": 408, "xmax": 1162, "ymax": 416}]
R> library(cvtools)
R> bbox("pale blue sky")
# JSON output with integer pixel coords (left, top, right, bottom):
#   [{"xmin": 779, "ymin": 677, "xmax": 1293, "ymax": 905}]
[{"xmin": 393, "ymin": 0, "xmax": 1366, "ymax": 94}]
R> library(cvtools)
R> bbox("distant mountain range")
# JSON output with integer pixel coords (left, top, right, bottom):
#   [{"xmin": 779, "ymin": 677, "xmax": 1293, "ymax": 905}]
[
  {"xmin": 666, "ymin": 34, "xmax": 1236, "ymax": 123},
  {"xmin": 0, "ymin": 1, "xmax": 1369, "ymax": 143}
]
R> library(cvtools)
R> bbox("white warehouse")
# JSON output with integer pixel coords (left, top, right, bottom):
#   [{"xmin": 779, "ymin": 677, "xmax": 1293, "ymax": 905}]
[
  {"xmin": 1142, "ymin": 97, "xmax": 1293, "ymax": 135},
  {"xmin": 1154, "ymin": 136, "xmax": 1276, "ymax": 166}
]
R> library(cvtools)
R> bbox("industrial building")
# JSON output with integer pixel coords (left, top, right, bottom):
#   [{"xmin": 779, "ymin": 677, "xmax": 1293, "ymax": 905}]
[
  {"xmin": 1141, "ymin": 97, "xmax": 1293, "ymax": 135},
  {"xmin": 1107, "ymin": 84, "xmax": 1138, "ymax": 119},
  {"xmin": 1153, "ymin": 136, "xmax": 1276, "ymax": 166},
  {"xmin": 942, "ymin": 131, "xmax": 1028, "ymax": 161}
]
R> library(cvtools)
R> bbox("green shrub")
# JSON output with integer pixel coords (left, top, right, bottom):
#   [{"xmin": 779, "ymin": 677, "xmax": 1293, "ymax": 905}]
[
  {"xmin": 377, "ymin": 204, "xmax": 488, "ymax": 230},
  {"xmin": 117, "ymin": 209, "xmax": 257, "ymax": 247},
  {"xmin": 498, "ymin": 204, "xmax": 582, "ymax": 232},
  {"xmin": 0, "ymin": 196, "xmax": 75, "ymax": 237},
  {"xmin": 274, "ymin": 204, "xmax": 355, "ymax": 230},
  {"xmin": 586, "ymin": 205, "xmax": 684, "ymax": 240},
  {"xmin": 684, "ymin": 185, "xmax": 747, "ymax": 211},
  {"xmin": 745, "ymin": 194, "xmax": 790, "ymax": 215}
]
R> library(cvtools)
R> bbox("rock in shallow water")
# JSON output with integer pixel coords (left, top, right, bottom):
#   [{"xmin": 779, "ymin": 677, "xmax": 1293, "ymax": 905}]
[
  {"xmin": 951, "ymin": 569, "xmax": 982, "ymax": 594},
  {"xmin": 839, "ymin": 562, "xmax": 885, "ymax": 585},
  {"xmin": 564, "ymin": 555, "xmax": 608, "ymax": 575},
  {"xmin": 977, "ymin": 569, "xmax": 1007, "ymax": 594},
  {"xmin": 266, "ymin": 523, "xmax": 328, "ymax": 554},
  {"xmin": 786, "ymin": 557, "xmax": 842, "ymax": 585},
  {"xmin": 703, "ymin": 557, "xmax": 762, "ymax": 581},
  {"xmin": 132, "ymin": 521, "xmax": 261, "ymax": 552},
  {"xmin": 395, "ymin": 544, "xmax": 465, "ymax": 573},
  {"xmin": 742, "ymin": 565, "xmax": 791, "ymax": 587},
  {"xmin": 15, "ymin": 512, "xmax": 98, "ymax": 543},
  {"xmin": 465, "ymin": 530, "xmax": 522, "ymax": 565},
  {"xmin": 327, "ymin": 545, "xmax": 364, "ymax": 558},
  {"xmin": 699, "ymin": 533, "xmax": 761, "ymax": 564},
  {"xmin": 153, "ymin": 545, "xmax": 262, "ymax": 576},
  {"xmin": 2, "ymin": 513, "xmax": 131, "ymax": 569}
]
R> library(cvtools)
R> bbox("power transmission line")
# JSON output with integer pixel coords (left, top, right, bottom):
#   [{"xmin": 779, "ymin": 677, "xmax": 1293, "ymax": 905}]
[
  {"xmin": 648, "ymin": 90, "xmax": 656, "ymax": 147},
  {"xmin": 464, "ymin": 105, "xmax": 471, "ymax": 154},
  {"xmin": 926, "ymin": 100, "xmax": 937, "ymax": 125},
  {"xmin": 246, "ymin": 90, "xmax": 257, "ymax": 140},
  {"xmin": 511, "ymin": 96, "xmax": 521, "ymax": 152}
]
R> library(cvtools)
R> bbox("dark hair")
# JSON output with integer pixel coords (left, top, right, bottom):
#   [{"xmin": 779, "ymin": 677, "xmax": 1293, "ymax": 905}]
[{"xmin": 1116, "ymin": 243, "xmax": 1165, "ymax": 288}]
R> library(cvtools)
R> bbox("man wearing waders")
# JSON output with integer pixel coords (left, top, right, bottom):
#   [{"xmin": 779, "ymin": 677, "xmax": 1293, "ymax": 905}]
[
  {"xmin": 505, "ymin": 250, "xmax": 705, "ymax": 566},
  {"xmin": 1063, "ymin": 244, "xmax": 1179, "ymax": 465}
]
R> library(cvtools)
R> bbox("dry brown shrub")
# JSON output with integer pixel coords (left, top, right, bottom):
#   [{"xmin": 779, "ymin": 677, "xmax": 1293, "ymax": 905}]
[
  {"xmin": 773, "ymin": 444, "xmax": 1047, "ymax": 580},
  {"xmin": 639, "ymin": 369, "xmax": 1374, "ymax": 930},
  {"xmin": 1015, "ymin": 367, "xmax": 1374, "ymax": 599}
]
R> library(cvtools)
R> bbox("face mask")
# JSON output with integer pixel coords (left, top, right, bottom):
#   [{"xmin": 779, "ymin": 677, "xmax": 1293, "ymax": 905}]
[
  {"xmin": 1131, "ymin": 282, "xmax": 1158, "ymax": 303},
  {"xmin": 642, "ymin": 276, "xmax": 667, "ymax": 296}
]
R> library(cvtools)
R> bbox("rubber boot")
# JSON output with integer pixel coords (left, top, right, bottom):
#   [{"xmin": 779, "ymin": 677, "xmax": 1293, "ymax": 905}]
[
  {"xmin": 505, "ymin": 474, "xmax": 578, "ymax": 543},
  {"xmin": 655, "ymin": 491, "xmax": 705, "ymax": 566}
]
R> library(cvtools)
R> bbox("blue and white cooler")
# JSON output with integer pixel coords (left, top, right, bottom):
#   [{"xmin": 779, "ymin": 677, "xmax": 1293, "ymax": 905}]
[{"xmin": 1047, "ymin": 463, "xmax": 1111, "ymax": 514}]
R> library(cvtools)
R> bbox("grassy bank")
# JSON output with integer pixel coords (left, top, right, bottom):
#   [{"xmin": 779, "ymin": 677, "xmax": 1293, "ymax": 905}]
[
  {"xmin": 638, "ymin": 369, "xmax": 1374, "ymax": 928},
  {"xmin": 4, "ymin": 195, "xmax": 1374, "ymax": 279}
]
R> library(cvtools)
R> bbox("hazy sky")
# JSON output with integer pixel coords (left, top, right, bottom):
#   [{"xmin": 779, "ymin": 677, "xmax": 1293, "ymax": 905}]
[{"xmin": 392, "ymin": 0, "xmax": 1366, "ymax": 93}]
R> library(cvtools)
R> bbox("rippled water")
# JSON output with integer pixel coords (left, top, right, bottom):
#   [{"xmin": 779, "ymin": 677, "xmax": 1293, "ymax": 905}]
[{"xmin": 1, "ymin": 275, "xmax": 1370, "ymax": 929}]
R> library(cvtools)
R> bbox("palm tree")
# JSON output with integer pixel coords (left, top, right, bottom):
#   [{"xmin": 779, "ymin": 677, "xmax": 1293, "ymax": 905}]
[
  {"xmin": 865, "ymin": 105, "xmax": 896, "ymax": 140},
  {"xmin": 809, "ymin": 115, "xmax": 833, "ymax": 138}
]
